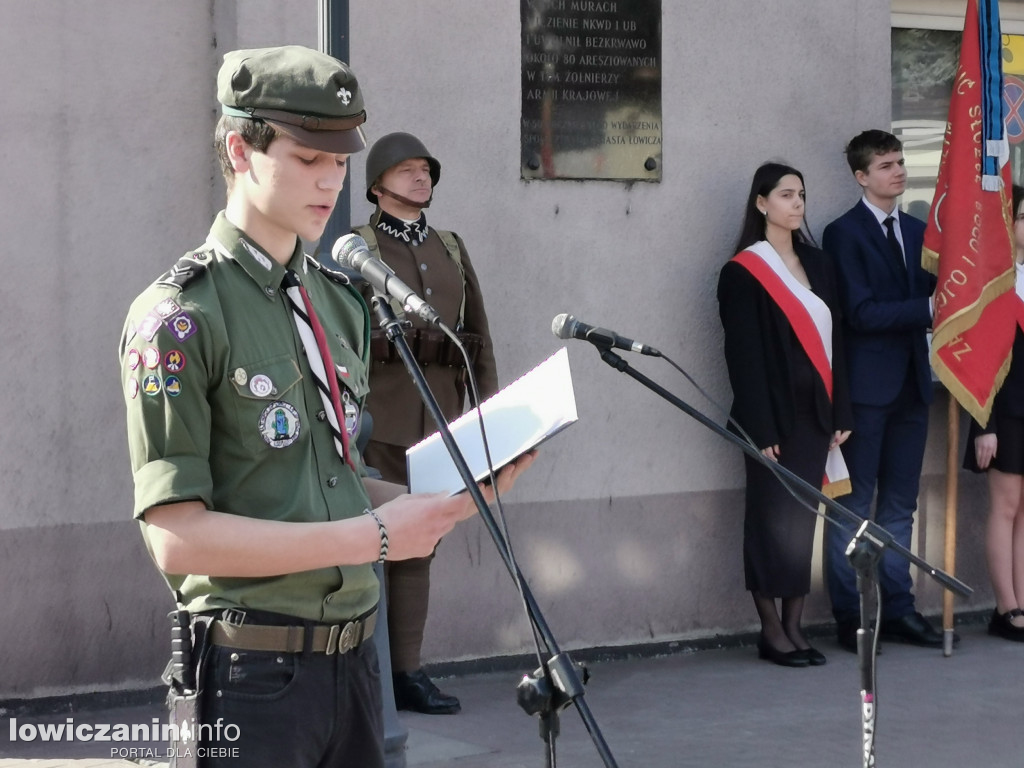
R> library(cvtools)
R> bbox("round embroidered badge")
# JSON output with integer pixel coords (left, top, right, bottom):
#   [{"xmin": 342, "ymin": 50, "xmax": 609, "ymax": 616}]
[
  {"xmin": 259, "ymin": 401, "xmax": 301, "ymax": 448},
  {"xmin": 164, "ymin": 349, "xmax": 186, "ymax": 373}
]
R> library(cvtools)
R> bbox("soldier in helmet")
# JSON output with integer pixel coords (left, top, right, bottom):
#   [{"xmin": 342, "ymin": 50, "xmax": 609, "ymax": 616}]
[
  {"xmin": 119, "ymin": 49, "xmax": 531, "ymax": 766},
  {"xmin": 354, "ymin": 132, "xmax": 499, "ymax": 715}
]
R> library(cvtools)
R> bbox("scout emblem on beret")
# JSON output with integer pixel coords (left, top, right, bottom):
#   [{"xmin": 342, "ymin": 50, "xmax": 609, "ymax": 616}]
[
  {"xmin": 164, "ymin": 350, "xmax": 186, "ymax": 373},
  {"xmin": 259, "ymin": 401, "xmax": 301, "ymax": 448},
  {"xmin": 337, "ymin": 87, "xmax": 352, "ymax": 105}
]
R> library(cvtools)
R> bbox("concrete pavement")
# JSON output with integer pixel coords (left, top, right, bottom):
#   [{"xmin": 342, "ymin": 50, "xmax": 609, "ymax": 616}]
[{"xmin": 1, "ymin": 615, "xmax": 1019, "ymax": 768}]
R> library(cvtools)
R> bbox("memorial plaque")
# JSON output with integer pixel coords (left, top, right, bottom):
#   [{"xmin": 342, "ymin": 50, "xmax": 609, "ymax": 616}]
[{"xmin": 521, "ymin": 0, "xmax": 662, "ymax": 181}]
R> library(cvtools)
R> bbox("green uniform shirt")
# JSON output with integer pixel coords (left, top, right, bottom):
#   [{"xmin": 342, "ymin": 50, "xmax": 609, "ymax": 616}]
[{"xmin": 119, "ymin": 212, "xmax": 378, "ymax": 622}]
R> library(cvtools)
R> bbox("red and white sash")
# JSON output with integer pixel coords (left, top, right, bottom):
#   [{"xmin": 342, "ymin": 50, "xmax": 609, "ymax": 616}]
[{"xmin": 732, "ymin": 241, "xmax": 850, "ymax": 498}]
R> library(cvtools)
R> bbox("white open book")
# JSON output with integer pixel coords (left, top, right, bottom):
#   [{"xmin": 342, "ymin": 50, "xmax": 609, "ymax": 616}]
[{"xmin": 406, "ymin": 347, "xmax": 578, "ymax": 495}]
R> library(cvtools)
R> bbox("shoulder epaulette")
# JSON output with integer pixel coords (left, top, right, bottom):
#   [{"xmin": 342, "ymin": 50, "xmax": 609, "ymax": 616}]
[
  {"xmin": 306, "ymin": 253, "xmax": 359, "ymax": 286},
  {"xmin": 157, "ymin": 252, "xmax": 210, "ymax": 292}
]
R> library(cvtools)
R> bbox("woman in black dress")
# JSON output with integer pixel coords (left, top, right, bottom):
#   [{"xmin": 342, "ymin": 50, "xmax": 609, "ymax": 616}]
[
  {"xmin": 718, "ymin": 162, "xmax": 853, "ymax": 667},
  {"xmin": 963, "ymin": 183, "xmax": 1024, "ymax": 642}
]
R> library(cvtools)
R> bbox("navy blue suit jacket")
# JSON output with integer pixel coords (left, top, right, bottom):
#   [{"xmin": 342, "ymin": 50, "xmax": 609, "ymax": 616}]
[{"xmin": 822, "ymin": 201, "xmax": 936, "ymax": 407}]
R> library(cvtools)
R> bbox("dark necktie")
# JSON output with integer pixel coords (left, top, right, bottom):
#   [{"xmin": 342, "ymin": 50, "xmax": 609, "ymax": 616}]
[
  {"xmin": 883, "ymin": 216, "xmax": 906, "ymax": 271},
  {"xmin": 282, "ymin": 269, "xmax": 355, "ymax": 470}
]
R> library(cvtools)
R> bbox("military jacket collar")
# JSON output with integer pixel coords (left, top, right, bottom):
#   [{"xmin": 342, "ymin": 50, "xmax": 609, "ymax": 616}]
[
  {"xmin": 375, "ymin": 209, "xmax": 429, "ymax": 245},
  {"xmin": 206, "ymin": 212, "xmax": 309, "ymax": 299}
]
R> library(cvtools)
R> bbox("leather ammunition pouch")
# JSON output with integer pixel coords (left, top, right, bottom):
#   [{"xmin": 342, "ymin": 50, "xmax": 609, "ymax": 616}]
[{"xmin": 370, "ymin": 328, "xmax": 484, "ymax": 369}]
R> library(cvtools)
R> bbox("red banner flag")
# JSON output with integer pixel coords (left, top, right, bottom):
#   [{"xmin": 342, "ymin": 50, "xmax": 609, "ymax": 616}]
[{"xmin": 923, "ymin": 0, "xmax": 1016, "ymax": 426}]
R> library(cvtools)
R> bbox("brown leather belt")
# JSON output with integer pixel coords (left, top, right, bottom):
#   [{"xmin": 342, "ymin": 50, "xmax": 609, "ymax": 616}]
[
  {"xmin": 210, "ymin": 610, "xmax": 376, "ymax": 655},
  {"xmin": 370, "ymin": 328, "xmax": 484, "ymax": 368}
]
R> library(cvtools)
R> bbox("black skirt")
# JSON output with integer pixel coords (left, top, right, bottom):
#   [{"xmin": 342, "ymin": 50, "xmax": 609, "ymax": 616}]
[
  {"xmin": 742, "ymin": 354, "xmax": 830, "ymax": 598},
  {"xmin": 964, "ymin": 415, "xmax": 1024, "ymax": 475}
]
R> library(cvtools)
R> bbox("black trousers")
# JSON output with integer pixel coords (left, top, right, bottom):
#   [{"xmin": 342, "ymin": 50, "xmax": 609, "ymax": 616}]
[{"xmin": 197, "ymin": 631, "xmax": 383, "ymax": 767}]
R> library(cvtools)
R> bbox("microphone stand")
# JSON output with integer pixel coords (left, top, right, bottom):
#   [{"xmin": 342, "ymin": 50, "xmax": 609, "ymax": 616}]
[
  {"xmin": 370, "ymin": 297, "xmax": 619, "ymax": 768},
  {"xmin": 590, "ymin": 345, "xmax": 971, "ymax": 768}
]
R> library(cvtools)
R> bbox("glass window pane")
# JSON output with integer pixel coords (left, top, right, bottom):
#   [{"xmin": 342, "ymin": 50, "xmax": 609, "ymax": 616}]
[{"xmin": 891, "ymin": 29, "xmax": 1024, "ymax": 215}]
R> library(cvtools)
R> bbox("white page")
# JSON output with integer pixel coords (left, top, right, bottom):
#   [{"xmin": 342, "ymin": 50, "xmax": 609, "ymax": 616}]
[{"xmin": 406, "ymin": 347, "xmax": 578, "ymax": 495}]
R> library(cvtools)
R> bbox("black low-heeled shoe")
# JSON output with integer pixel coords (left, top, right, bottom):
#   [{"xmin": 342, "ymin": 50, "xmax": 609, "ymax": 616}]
[
  {"xmin": 988, "ymin": 608, "xmax": 1024, "ymax": 642},
  {"xmin": 797, "ymin": 646, "xmax": 827, "ymax": 666},
  {"xmin": 757, "ymin": 636, "xmax": 810, "ymax": 668}
]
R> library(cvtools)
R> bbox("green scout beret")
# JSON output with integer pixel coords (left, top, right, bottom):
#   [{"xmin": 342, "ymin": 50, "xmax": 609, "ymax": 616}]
[{"xmin": 218, "ymin": 45, "xmax": 367, "ymax": 154}]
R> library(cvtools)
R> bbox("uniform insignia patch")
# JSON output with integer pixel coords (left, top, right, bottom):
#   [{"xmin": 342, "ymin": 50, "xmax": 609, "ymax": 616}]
[
  {"xmin": 259, "ymin": 402, "xmax": 301, "ymax": 448},
  {"xmin": 240, "ymin": 239, "xmax": 273, "ymax": 271},
  {"xmin": 164, "ymin": 349, "xmax": 186, "ymax": 373},
  {"xmin": 249, "ymin": 374, "xmax": 274, "ymax": 398},
  {"xmin": 168, "ymin": 312, "xmax": 197, "ymax": 342},
  {"xmin": 154, "ymin": 298, "xmax": 181, "ymax": 319},
  {"xmin": 336, "ymin": 365, "xmax": 350, "ymax": 379},
  {"xmin": 143, "ymin": 348, "xmax": 161, "ymax": 369},
  {"xmin": 233, "ymin": 368, "xmax": 248, "ymax": 386},
  {"xmin": 165, "ymin": 376, "xmax": 182, "ymax": 397},
  {"xmin": 126, "ymin": 348, "xmax": 142, "ymax": 371},
  {"xmin": 142, "ymin": 374, "xmax": 162, "ymax": 396},
  {"xmin": 139, "ymin": 313, "xmax": 163, "ymax": 342},
  {"xmin": 127, "ymin": 379, "xmax": 139, "ymax": 399},
  {"xmin": 158, "ymin": 256, "xmax": 208, "ymax": 291}
]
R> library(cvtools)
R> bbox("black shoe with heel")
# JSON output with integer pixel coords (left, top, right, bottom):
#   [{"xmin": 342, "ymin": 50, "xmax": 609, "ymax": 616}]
[
  {"xmin": 988, "ymin": 608, "xmax": 1024, "ymax": 642},
  {"xmin": 797, "ymin": 646, "xmax": 827, "ymax": 666},
  {"xmin": 757, "ymin": 636, "xmax": 811, "ymax": 668}
]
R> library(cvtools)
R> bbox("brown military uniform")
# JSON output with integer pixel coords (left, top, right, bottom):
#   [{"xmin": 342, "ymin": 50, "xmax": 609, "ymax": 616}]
[
  {"xmin": 359, "ymin": 221, "xmax": 498, "ymax": 466},
  {"xmin": 356, "ymin": 213, "xmax": 498, "ymax": 676}
]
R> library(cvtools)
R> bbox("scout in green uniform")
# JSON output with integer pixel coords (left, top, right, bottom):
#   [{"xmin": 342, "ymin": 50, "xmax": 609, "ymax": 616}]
[
  {"xmin": 353, "ymin": 133, "xmax": 498, "ymax": 715},
  {"xmin": 118, "ymin": 45, "xmax": 532, "ymax": 768}
]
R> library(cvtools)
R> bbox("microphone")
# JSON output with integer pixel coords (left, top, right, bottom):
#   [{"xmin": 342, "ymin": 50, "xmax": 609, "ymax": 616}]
[
  {"xmin": 551, "ymin": 313, "xmax": 660, "ymax": 356},
  {"xmin": 332, "ymin": 234, "xmax": 441, "ymax": 325}
]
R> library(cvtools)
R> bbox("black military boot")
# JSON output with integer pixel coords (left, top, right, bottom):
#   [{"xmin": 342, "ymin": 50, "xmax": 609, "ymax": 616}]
[{"xmin": 393, "ymin": 669, "xmax": 461, "ymax": 715}]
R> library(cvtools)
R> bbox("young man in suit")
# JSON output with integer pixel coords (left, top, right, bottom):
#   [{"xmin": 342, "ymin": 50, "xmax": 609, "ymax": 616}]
[{"xmin": 822, "ymin": 129, "xmax": 943, "ymax": 652}]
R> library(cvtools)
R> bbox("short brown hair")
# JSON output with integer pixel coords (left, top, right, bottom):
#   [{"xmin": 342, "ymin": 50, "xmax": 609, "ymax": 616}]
[
  {"xmin": 214, "ymin": 115, "xmax": 278, "ymax": 187},
  {"xmin": 844, "ymin": 130, "xmax": 903, "ymax": 175}
]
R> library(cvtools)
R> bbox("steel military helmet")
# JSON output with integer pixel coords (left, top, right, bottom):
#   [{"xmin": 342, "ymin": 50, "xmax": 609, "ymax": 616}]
[{"xmin": 364, "ymin": 132, "xmax": 441, "ymax": 204}]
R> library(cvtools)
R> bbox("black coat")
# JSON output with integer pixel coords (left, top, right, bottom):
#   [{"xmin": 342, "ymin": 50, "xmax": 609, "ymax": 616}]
[{"xmin": 718, "ymin": 242, "xmax": 854, "ymax": 450}]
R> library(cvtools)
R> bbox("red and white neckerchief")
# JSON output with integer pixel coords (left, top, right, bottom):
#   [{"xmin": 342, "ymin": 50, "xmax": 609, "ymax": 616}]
[
  {"xmin": 731, "ymin": 240, "xmax": 850, "ymax": 498},
  {"xmin": 282, "ymin": 268, "xmax": 356, "ymax": 471}
]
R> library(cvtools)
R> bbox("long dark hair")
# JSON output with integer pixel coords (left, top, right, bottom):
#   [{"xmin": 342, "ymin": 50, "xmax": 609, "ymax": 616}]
[{"xmin": 732, "ymin": 161, "xmax": 814, "ymax": 255}]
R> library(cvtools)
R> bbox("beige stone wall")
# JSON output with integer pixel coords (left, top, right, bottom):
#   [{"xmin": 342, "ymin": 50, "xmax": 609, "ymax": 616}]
[{"xmin": 0, "ymin": 0, "xmax": 991, "ymax": 700}]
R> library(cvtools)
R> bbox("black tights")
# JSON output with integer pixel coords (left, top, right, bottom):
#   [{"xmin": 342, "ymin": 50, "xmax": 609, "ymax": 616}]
[{"xmin": 752, "ymin": 592, "xmax": 810, "ymax": 652}]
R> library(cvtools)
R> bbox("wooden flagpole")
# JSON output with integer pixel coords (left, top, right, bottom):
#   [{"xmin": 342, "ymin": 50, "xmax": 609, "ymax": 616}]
[{"xmin": 942, "ymin": 393, "xmax": 959, "ymax": 656}]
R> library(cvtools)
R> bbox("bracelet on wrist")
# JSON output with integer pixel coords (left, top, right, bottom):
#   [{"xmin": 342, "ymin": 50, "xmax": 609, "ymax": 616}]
[{"xmin": 364, "ymin": 507, "xmax": 389, "ymax": 563}]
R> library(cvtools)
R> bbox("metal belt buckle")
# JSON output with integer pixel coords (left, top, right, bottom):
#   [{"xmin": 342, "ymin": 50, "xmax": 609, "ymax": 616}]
[
  {"xmin": 222, "ymin": 608, "xmax": 246, "ymax": 626},
  {"xmin": 338, "ymin": 621, "xmax": 359, "ymax": 654},
  {"xmin": 325, "ymin": 619, "xmax": 360, "ymax": 655},
  {"xmin": 326, "ymin": 624, "xmax": 340, "ymax": 655}
]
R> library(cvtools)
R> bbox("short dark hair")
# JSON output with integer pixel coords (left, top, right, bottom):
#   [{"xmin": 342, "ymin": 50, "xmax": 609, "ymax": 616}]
[
  {"xmin": 214, "ymin": 115, "xmax": 279, "ymax": 187},
  {"xmin": 733, "ymin": 161, "xmax": 814, "ymax": 254},
  {"xmin": 844, "ymin": 130, "xmax": 903, "ymax": 175}
]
